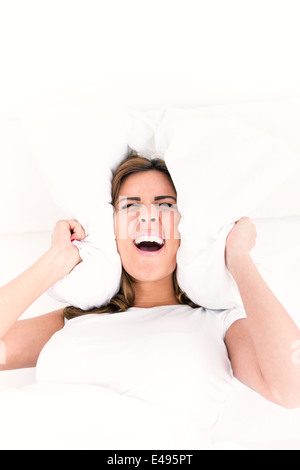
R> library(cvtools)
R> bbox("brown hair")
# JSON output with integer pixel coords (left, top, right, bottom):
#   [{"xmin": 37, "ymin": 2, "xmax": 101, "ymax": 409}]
[{"xmin": 64, "ymin": 151, "xmax": 198, "ymax": 320}]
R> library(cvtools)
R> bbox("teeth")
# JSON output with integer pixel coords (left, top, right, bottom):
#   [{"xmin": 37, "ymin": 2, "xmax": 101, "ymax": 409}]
[{"xmin": 134, "ymin": 235, "xmax": 165, "ymax": 246}]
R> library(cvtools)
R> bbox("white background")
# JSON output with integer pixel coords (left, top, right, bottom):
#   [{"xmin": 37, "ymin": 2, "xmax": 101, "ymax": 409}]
[{"xmin": 0, "ymin": 0, "xmax": 300, "ymax": 113}]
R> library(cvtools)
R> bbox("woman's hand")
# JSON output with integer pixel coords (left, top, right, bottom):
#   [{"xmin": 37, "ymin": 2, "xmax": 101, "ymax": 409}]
[
  {"xmin": 225, "ymin": 217, "xmax": 257, "ymax": 274},
  {"xmin": 0, "ymin": 219, "xmax": 86, "ymax": 341},
  {"xmin": 50, "ymin": 220, "xmax": 86, "ymax": 277}
]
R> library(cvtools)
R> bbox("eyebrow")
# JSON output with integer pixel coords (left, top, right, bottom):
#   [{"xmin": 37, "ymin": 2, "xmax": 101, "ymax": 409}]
[
  {"xmin": 117, "ymin": 196, "xmax": 177, "ymax": 205},
  {"xmin": 154, "ymin": 196, "xmax": 177, "ymax": 202}
]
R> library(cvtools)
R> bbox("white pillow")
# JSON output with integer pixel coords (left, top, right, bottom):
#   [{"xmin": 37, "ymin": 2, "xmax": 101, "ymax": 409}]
[
  {"xmin": 21, "ymin": 103, "xmax": 129, "ymax": 210},
  {"xmin": 21, "ymin": 103, "xmax": 128, "ymax": 309},
  {"xmin": 155, "ymin": 110, "xmax": 300, "ymax": 308},
  {"xmin": 21, "ymin": 105, "xmax": 300, "ymax": 311}
]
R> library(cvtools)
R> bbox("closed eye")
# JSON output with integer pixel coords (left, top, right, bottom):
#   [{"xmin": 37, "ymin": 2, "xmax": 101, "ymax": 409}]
[
  {"xmin": 159, "ymin": 203, "xmax": 174, "ymax": 208},
  {"xmin": 122, "ymin": 203, "xmax": 175, "ymax": 210},
  {"xmin": 122, "ymin": 203, "xmax": 141, "ymax": 210},
  {"xmin": 156, "ymin": 202, "xmax": 178, "ymax": 212}
]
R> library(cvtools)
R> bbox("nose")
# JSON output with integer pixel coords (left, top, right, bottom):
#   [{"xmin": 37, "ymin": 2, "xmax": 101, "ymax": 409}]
[{"xmin": 138, "ymin": 204, "xmax": 159, "ymax": 224}]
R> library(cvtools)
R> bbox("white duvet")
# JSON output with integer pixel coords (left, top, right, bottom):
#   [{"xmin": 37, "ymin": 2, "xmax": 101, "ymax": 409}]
[
  {"xmin": 0, "ymin": 383, "xmax": 244, "ymax": 450},
  {"xmin": 0, "ymin": 383, "xmax": 205, "ymax": 450}
]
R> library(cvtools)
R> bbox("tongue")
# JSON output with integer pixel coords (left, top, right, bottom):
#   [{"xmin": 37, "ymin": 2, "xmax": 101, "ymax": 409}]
[{"xmin": 137, "ymin": 242, "xmax": 162, "ymax": 252}]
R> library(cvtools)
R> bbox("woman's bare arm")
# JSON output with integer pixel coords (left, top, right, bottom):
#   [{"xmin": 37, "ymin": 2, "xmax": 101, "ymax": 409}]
[
  {"xmin": 225, "ymin": 218, "xmax": 300, "ymax": 409},
  {"xmin": 0, "ymin": 310, "xmax": 64, "ymax": 370},
  {"xmin": 0, "ymin": 220, "xmax": 86, "ymax": 370},
  {"xmin": 0, "ymin": 249, "xmax": 69, "ymax": 341}
]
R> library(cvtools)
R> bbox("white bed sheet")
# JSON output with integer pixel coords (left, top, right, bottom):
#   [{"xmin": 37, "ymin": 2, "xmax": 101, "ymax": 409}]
[
  {"xmin": 1, "ymin": 376, "xmax": 300, "ymax": 450},
  {"xmin": 0, "ymin": 382, "xmax": 213, "ymax": 450}
]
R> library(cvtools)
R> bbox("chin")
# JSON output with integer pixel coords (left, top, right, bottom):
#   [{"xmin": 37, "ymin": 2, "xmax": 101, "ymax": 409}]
[
  {"xmin": 127, "ymin": 261, "xmax": 177, "ymax": 284},
  {"xmin": 134, "ymin": 272, "xmax": 166, "ymax": 283},
  {"xmin": 119, "ymin": 242, "xmax": 178, "ymax": 283}
]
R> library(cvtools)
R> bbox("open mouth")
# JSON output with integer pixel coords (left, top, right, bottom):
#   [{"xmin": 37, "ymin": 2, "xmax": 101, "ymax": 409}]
[{"xmin": 134, "ymin": 235, "xmax": 165, "ymax": 252}]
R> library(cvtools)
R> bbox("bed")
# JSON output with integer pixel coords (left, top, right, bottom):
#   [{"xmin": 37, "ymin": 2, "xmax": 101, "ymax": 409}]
[{"xmin": 1, "ymin": 93, "xmax": 300, "ymax": 450}]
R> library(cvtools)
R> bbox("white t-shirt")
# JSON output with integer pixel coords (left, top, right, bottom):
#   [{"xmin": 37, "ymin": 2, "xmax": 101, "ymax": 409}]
[{"xmin": 36, "ymin": 304, "xmax": 246, "ymax": 437}]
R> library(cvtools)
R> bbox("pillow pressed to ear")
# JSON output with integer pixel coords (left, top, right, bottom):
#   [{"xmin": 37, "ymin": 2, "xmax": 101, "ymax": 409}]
[
  {"xmin": 21, "ymin": 104, "xmax": 300, "ymax": 312},
  {"xmin": 47, "ymin": 209, "xmax": 122, "ymax": 310},
  {"xmin": 155, "ymin": 111, "xmax": 300, "ymax": 309},
  {"xmin": 21, "ymin": 103, "xmax": 163, "ymax": 310},
  {"xmin": 21, "ymin": 103, "xmax": 128, "ymax": 309}
]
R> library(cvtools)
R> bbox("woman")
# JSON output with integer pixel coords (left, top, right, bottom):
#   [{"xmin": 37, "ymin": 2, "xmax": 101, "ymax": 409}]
[{"xmin": 0, "ymin": 153, "xmax": 300, "ymax": 426}]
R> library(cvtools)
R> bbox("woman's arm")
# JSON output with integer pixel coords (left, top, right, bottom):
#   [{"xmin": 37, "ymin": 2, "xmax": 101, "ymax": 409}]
[
  {"xmin": 225, "ymin": 217, "xmax": 300, "ymax": 409},
  {"xmin": 0, "ymin": 220, "xmax": 85, "ymax": 362},
  {"xmin": 0, "ymin": 309, "xmax": 65, "ymax": 370},
  {"xmin": 0, "ymin": 249, "xmax": 67, "ymax": 340}
]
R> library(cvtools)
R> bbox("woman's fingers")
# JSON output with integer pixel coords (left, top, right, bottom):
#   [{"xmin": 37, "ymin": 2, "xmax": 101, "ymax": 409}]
[
  {"xmin": 68, "ymin": 220, "xmax": 86, "ymax": 242},
  {"xmin": 50, "ymin": 220, "xmax": 86, "ymax": 275},
  {"xmin": 52, "ymin": 220, "xmax": 86, "ymax": 248}
]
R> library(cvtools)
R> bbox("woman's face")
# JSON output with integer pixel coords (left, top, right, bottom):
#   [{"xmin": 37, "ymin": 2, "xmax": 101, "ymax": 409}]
[{"xmin": 114, "ymin": 170, "xmax": 181, "ymax": 282}]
